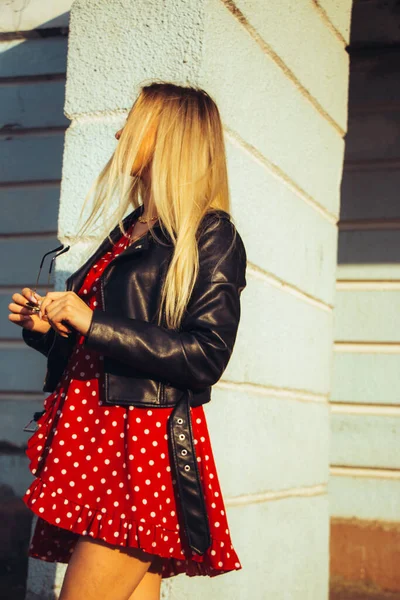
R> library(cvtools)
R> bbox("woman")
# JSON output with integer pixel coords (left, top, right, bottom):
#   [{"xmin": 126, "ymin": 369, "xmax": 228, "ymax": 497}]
[{"xmin": 9, "ymin": 82, "xmax": 247, "ymax": 600}]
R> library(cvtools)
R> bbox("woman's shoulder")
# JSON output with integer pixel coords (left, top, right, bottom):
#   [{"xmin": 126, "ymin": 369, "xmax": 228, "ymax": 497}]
[
  {"xmin": 197, "ymin": 209, "xmax": 247, "ymax": 285},
  {"xmin": 198, "ymin": 208, "xmax": 237, "ymax": 239}
]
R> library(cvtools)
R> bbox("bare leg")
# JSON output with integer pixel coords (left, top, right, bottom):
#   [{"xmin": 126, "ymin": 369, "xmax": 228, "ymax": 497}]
[
  {"xmin": 59, "ymin": 536, "xmax": 160, "ymax": 600},
  {"xmin": 127, "ymin": 555, "xmax": 164, "ymax": 600}
]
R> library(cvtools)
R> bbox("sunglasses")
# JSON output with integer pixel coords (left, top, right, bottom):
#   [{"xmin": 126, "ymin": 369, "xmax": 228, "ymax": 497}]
[{"xmin": 25, "ymin": 244, "xmax": 70, "ymax": 313}]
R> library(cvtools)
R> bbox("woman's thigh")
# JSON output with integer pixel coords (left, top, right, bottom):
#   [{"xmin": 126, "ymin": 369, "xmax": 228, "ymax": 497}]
[
  {"xmin": 128, "ymin": 555, "xmax": 164, "ymax": 600},
  {"xmin": 59, "ymin": 535, "xmax": 160, "ymax": 600}
]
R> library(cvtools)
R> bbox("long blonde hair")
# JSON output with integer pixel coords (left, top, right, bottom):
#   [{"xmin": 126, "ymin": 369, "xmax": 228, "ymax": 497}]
[{"xmin": 74, "ymin": 81, "xmax": 231, "ymax": 330}]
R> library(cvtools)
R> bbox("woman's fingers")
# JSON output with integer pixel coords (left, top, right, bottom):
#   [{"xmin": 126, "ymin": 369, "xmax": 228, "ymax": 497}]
[
  {"xmin": 47, "ymin": 313, "xmax": 71, "ymax": 337},
  {"xmin": 43, "ymin": 295, "xmax": 73, "ymax": 337},
  {"xmin": 12, "ymin": 288, "xmax": 43, "ymax": 310},
  {"xmin": 8, "ymin": 301, "xmax": 34, "ymax": 317},
  {"xmin": 9, "ymin": 288, "xmax": 41, "ymax": 316},
  {"xmin": 8, "ymin": 309, "xmax": 33, "ymax": 323}
]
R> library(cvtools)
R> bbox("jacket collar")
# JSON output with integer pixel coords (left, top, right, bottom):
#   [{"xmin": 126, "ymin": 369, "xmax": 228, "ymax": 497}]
[{"xmin": 65, "ymin": 205, "xmax": 162, "ymax": 293}]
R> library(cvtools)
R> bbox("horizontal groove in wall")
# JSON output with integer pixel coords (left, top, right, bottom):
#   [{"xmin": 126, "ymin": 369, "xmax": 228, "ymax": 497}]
[
  {"xmin": 344, "ymin": 158, "xmax": 400, "ymax": 171},
  {"xmin": 338, "ymin": 218, "xmax": 400, "ymax": 231},
  {"xmin": 217, "ymin": 380, "xmax": 328, "ymax": 405},
  {"xmin": 0, "ymin": 339, "xmax": 35, "ymax": 348},
  {"xmin": 334, "ymin": 342, "xmax": 400, "ymax": 354},
  {"xmin": 348, "ymin": 43, "xmax": 400, "ymax": 59},
  {"xmin": 331, "ymin": 465, "xmax": 400, "ymax": 480},
  {"xmin": 351, "ymin": 102, "xmax": 400, "ymax": 114},
  {"xmin": 0, "ymin": 73, "xmax": 66, "ymax": 86},
  {"xmin": 0, "ymin": 179, "xmax": 61, "ymax": 189},
  {"xmin": 247, "ymin": 263, "xmax": 333, "ymax": 313},
  {"xmin": 220, "ymin": 0, "xmax": 345, "ymax": 136},
  {"xmin": 311, "ymin": 0, "xmax": 348, "ymax": 46},
  {"xmin": 337, "ymin": 280, "xmax": 400, "ymax": 290},
  {"xmin": 0, "ymin": 27, "xmax": 69, "ymax": 42},
  {"xmin": 0, "ymin": 126, "xmax": 67, "ymax": 138},
  {"xmin": 224, "ymin": 126, "xmax": 339, "ymax": 225},
  {"xmin": 330, "ymin": 401, "xmax": 400, "ymax": 416},
  {"xmin": 0, "ymin": 231, "xmax": 57, "ymax": 240},
  {"xmin": 0, "ymin": 391, "xmax": 46, "ymax": 401},
  {"xmin": 226, "ymin": 483, "xmax": 327, "ymax": 507}
]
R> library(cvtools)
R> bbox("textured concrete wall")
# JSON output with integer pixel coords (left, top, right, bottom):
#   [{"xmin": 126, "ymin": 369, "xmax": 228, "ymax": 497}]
[
  {"xmin": 52, "ymin": 1, "xmax": 353, "ymax": 599},
  {"xmin": 330, "ymin": 19, "xmax": 400, "ymax": 595}
]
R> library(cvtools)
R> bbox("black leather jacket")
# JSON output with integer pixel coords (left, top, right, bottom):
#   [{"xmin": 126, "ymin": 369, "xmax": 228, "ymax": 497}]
[{"xmin": 22, "ymin": 204, "xmax": 247, "ymax": 555}]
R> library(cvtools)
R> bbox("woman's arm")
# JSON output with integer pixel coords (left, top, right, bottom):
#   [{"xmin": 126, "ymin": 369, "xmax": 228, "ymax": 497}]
[{"xmin": 83, "ymin": 216, "xmax": 247, "ymax": 391}]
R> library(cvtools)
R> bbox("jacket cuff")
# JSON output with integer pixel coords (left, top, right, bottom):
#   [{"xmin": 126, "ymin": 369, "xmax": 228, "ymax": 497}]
[
  {"xmin": 83, "ymin": 309, "xmax": 112, "ymax": 351},
  {"xmin": 22, "ymin": 326, "xmax": 55, "ymax": 356}
]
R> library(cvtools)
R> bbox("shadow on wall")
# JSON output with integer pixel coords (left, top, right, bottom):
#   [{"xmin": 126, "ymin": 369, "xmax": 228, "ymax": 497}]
[{"xmin": 0, "ymin": 12, "xmax": 70, "ymax": 600}]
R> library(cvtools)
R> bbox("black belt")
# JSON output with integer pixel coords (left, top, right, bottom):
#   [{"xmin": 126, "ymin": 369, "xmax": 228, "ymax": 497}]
[
  {"xmin": 167, "ymin": 388, "xmax": 211, "ymax": 555},
  {"xmin": 29, "ymin": 390, "xmax": 211, "ymax": 556}
]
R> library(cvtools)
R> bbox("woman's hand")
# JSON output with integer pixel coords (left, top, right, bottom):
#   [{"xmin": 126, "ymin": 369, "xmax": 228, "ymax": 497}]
[
  {"xmin": 38, "ymin": 291, "xmax": 94, "ymax": 338},
  {"xmin": 8, "ymin": 288, "xmax": 52, "ymax": 335}
]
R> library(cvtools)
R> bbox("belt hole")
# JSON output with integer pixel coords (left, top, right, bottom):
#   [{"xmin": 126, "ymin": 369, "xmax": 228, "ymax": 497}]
[
  {"xmin": 181, "ymin": 449, "xmax": 188, "ymax": 456},
  {"xmin": 179, "ymin": 434, "xmax": 185, "ymax": 440},
  {"xmin": 184, "ymin": 465, "xmax": 190, "ymax": 471}
]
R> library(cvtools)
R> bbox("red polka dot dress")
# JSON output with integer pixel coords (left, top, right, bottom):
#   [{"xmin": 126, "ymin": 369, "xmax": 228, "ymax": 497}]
[{"xmin": 22, "ymin": 220, "xmax": 242, "ymax": 578}]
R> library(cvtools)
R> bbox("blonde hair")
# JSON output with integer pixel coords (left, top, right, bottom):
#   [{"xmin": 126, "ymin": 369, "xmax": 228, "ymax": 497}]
[{"xmin": 75, "ymin": 81, "xmax": 231, "ymax": 330}]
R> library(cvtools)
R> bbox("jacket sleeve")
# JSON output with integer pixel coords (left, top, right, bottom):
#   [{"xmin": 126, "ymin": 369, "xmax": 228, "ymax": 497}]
[
  {"xmin": 22, "ymin": 326, "xmax": 57, "ymax": 358},
  {"xmin": 82, "ymin": 215, "xmax": 247, "ymax": 391}
]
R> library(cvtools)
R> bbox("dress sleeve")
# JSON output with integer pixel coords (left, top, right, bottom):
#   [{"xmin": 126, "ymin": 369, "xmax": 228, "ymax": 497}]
[{"xmin": 83, "ymin": 215, "xmax": 247, "ymax": 391}]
